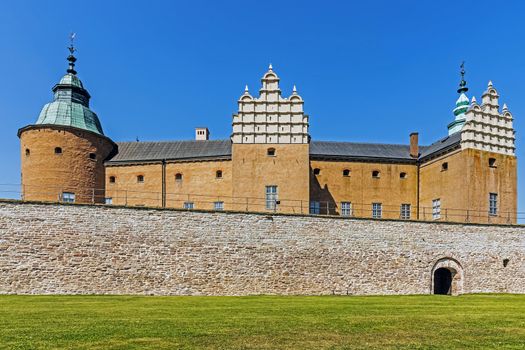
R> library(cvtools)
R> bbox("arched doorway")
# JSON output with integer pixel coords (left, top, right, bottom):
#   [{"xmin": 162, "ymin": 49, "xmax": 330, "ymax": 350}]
[
  {"xmin": 433, "ymin": 268, "xmax": 453, "ymax": 295},
  {"xmin": 431, "ymin": 258, "xmax": 464, "ymax": 295}
]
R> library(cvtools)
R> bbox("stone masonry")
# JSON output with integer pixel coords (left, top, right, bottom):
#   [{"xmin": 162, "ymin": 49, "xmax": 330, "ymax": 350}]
[{"xmin": 0, "ymin": 200, "xmax": 524, "ymax": 295}]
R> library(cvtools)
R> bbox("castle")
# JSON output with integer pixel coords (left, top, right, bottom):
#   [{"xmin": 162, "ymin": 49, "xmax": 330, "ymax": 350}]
[{"xmin": 18, "ymin": 47, "xmax": 517, "ymax": 224}]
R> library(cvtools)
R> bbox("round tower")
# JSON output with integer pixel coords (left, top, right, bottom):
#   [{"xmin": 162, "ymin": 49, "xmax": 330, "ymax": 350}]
[{"xmin": 18, "ymin": 42, "xmax": 117, "ymax": 204}]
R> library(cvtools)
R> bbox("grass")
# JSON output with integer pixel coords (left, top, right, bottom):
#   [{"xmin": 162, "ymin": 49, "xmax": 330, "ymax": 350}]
[{"xmin": 0, "ymin": 294, "xmax": 524, "ymax": 349}]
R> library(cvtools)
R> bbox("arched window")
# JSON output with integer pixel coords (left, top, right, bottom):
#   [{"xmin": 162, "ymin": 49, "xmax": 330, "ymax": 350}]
[
  {"xmin": 313, "ymin": 168, "xmax": 321, "ymax": 175},
  {"xmin": 137, "ymin": 175, "xmax": 144, "ymax": 183},
  {"xmin": 267, "ymin": 148, "xmax": 276, "ymax": 156},
  {"xmin": 441, "ymin": 162, "xmax": 448, "ymax": 171},
  {"xmin": 216, "ymin": 170, "xmax": 223, "ymax": 178},
  {"xmin": 25, "ymin": 148, "xmax": 30, "ymax": 156},
  {"xmin": 400, "ymin": 172, "xmax": 407, "ymax": 179},
  {"xmin": 89, "ymin": 153, "xmax": 96, "ymax": 160},
  {"xmin": 109, "ymin": 176, "xmax": 116, "ymax": 183},
  {"xmin": 342, "ymin": 169, "xmax": 350, "ymax": 177},
  {"xmin": 54, "ymin": 147, "xmax": 62, "ymax": 155},
  {"xmin": 175, "ymin": 173, "xmax": 183, "ymax": 181},
  {"xmin": 372, "ymin": 170, "xmax": 380, "ymax": 178}
]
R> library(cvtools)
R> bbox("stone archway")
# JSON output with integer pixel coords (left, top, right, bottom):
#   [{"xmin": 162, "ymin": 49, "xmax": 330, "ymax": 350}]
[{"xmin": 431, "ymin": 258, "xmax": 464, "ymax": 296}]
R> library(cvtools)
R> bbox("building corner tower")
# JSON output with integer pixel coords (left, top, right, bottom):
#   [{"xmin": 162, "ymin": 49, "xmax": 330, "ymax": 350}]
[{"xmin": 18, "ymin": 43, "xmax": 117, "ymax": 204}]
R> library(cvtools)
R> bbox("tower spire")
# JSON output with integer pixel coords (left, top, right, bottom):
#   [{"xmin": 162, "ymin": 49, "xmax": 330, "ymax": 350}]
[
  {"xmin": 457, "ymin": 61, "xmax": 468, "ymax": 94},
  {"xmin": 67, "ymin": 32, "xmax": 77, "ymax": 75}
]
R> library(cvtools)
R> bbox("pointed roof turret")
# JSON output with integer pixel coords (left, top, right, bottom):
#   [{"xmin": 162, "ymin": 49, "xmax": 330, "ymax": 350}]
[
  {"xmin": 448, "ymin": 62, "xmax": 470, "ymax": 135},
  {"xmin": 33, "ymin": 35, "xmax": 105, "ymax": 135}
]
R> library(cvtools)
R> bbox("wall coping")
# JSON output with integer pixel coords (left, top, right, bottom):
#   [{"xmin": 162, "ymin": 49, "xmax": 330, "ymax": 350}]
[{"xmin": 0, "ymin": 198, "xmax": 523, "ymax": 229}]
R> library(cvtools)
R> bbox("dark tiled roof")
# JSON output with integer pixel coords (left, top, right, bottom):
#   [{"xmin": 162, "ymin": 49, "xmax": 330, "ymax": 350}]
[
  {"xmin": 310, "ymin": 141, "xmax": 413, "ymax": 161},
  {"xmin": 418, "ymin": 132, "xmax": 461, "ymax": 159},
  {"xmin": 106, "ymin": 133, "xmax": 461, "ymax": 164},
  {"xmin": 107, "ymin": 140, "xmax": 232, "ymax": 164}
]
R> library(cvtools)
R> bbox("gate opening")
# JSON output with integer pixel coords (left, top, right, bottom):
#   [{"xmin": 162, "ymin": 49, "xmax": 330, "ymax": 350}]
[{"xmin": 433, "ymin": 267, "xmax": 453, "ymax": 295}]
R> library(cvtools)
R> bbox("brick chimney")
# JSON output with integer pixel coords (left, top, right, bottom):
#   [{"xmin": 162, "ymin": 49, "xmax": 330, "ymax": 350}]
[{"xmin": 410, "ymin": 132, "xmax": 419, "ymax": 158}]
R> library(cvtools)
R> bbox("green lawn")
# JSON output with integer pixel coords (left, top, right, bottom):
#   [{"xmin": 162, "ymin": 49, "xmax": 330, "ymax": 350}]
[{"xmin": 0, "ymin": 294, "xmax": 524, "ymax": 349}]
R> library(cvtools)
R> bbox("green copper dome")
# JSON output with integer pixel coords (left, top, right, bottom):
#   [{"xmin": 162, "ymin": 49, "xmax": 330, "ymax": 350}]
[{"xmin": 34, "ymin": 47, "xmax": 104, "ymax": 135}]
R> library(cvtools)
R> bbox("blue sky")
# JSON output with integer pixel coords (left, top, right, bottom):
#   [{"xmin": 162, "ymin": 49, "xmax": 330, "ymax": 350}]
[{"xmin": 0, "ymin": 0, "xmax": 524, "ymax": 211}]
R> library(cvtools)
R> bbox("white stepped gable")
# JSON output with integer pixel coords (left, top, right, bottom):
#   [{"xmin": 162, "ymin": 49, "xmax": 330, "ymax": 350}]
[
  {"xmin": 231, "ymin": 65, "xmax": 309, "ymax": 144},
  {"xmin": 460, "ymin": 81, "xmax": 516, "ymax": 156}
]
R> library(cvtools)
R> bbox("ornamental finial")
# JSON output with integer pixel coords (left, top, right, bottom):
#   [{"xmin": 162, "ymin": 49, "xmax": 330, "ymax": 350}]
[
  {"xmin": 292, "ymin": 84, "xmax": 297, "ymax": 93},
  {"xmin": 67, "ymin": 32, "xmax": 77, "ymax": 75},
  {"xmin": 244, "ymin": 85, "xmax": 249, "ymax": 93},
  {"xmin": 268, "ymin": 63, "xmax": 273, "ymax": 71},
  {"xmin": 457, "ymin": 61, "xmax": 468, "ymax": 94}
]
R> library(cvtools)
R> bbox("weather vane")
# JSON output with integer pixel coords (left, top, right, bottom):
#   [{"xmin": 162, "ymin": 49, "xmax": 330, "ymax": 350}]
[{"xmin": 68, "ymin": 32, "xmax": 77, "ymax": 54}]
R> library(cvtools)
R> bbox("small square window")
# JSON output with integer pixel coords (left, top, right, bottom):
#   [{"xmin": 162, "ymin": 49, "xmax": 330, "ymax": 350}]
[
  {"xmin": 55, "ymin": 147, "xmax": 62, "ymax": 155},
  {"xmin": 89, "ymin": 153, "xmax": 96, "ymax": 160},
  {"xmin": 216, "ymin": 170, "xmax": 223, "ymax": 178},
  {"xmin": 400, "ymin": 172, "xmax": 407, "ymax": 179},
  {"xmin": 310, "ymin": 201, "xmax": 320, "ymax": 214},
  {"xmin": 109, "ymin": 176, "xmax": 116, "ymax": 183},
  {"xmin": 267, "ymin": 148, "xmax": 276, "ymax": 156},
  {"xmin": 105, "ymin": 197, "xmax": 113, "ymax": 205},
  {"xmin": 372, "ymin": 170, "xmax": 380, "ymax": 178},
  {"xmin": 313, "ymin": 168, "xmax": 321, "ymax": 175},
  {"xmin": 175, "ymin": 173, "xmax": 183, "ymax": 181},
  {"xmin": 441, "ymin": 162, "xmax": 448, "ymax": 171},
  {"xmin": 343, "ymin": 169, "xmax": 350, "ymax": 177},
  {"xmin": 214, "ymin": 201, "xmax": 224, "ymax": 211},
  {"xmin": 183, "ymin": 202, "xmax": 194, "ymax": 210},
  {"xmin": 137, "ymin": 175, "xmax": 144, "ymax": 183},
  {"xmin": 489, "ymin": 158, "xmax": 497, "ymax": 168},
  {"xmin": 62, "ymin": 192, "xmax": 75, "ymax": 203}
]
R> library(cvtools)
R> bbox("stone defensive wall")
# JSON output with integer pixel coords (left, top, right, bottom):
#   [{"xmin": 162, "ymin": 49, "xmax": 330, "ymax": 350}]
[{"xmin": 0, "ymin": 199, "xmax": 524, "ymax": 296}]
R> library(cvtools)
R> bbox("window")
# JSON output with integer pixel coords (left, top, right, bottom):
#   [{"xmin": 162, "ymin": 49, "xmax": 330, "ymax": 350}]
[
  {"xmin": 89, "ymin": 153, "xmax": 96, "ymax": 160},
  {"xmin": 313, "ymin": 168, "xmax": 321, "ymax": 175},
  {"xmin": 54, "ymin": 147, "xmax": 62, "ymax": 155},
  {"xmin": 342, "ymin": 169, "xmax": 350, "ymax": 177},
  {"xmin": 25, "ymin": 148, "xmax": 30, "ymax": 156},
  {"xmin": 216, "ymin": 170, "xmax": 223, "ymax": 178},
  {"xmin": 309, "ymin": 201, "xmax": 320, "ymax": 214},
  {"xmin": 372, "ymin": 170, "xmax": 380, "ymax": 178},
  {"xmin": 62, "ymin": 192, "xmax": 75, "ymax": 203},
  {"xmin": 489, "ymin": 158, "xmax": 497, "ymax": 168},
  {"xmin": 183, "ymin": 202, "xmax": 194, "ymax": 209},
  {"xmin": 400, "ymin": 204, "xmax": 411, "ymax": 220},
  {"xmin": 489, "ymin": 193, "xmax": 498, "ymax": 215},
  {"xmin": 372, "ymin": 203, "xmax": 382, "ymax": 218},
  {"xmin": 137, "ymin": 175, "xmax": 144, "ymax": 183},
  {"xmin": 265, "ymin": 185, "xmax": 278, "ymax": 210},
  {"xmin": 214, "ymin": 201, "xmax": 224, "ymax": 211},
  {"xmin": 267, "ymin": 148, "xmax": 276, "ymax": 156},
  {"xmin": 175, "ymin": 173, "xmax": 183, "ymax": 181},
  {"xmin": 105, "ymin": 197, "xmax": 113, "ymax": 205},
  {"xmin": 400, "ymin": 172, "xmax": 407, "ymax": 179},
  {"xmin": 441, "ymin": 162, "xmax": 448, "ymax": 171},
  {"xmin": 109, "ymin": 176, "xmax": 116, "ymax": 183},
  {"xmin": 432, "ymin": 199, "xmax": 441, "ymax": 219},
  {"xmin": 341, "ymin": 202, "xmax": 352, "ymax": 216}
]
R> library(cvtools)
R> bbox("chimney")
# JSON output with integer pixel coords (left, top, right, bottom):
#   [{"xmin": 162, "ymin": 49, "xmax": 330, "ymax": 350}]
[
  {"xmin": 410, "ymin": 132, "xmax": 419, "ymax": 158},
  {"xmin": 195, "ymin": 127, "xmax": 210, "ymax": 141}
]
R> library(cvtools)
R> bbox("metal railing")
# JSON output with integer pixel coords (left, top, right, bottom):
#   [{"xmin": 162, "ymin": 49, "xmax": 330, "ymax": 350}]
[{"xmin": 0, "ymin": 183, "xmax": 522, "ymax": 225}]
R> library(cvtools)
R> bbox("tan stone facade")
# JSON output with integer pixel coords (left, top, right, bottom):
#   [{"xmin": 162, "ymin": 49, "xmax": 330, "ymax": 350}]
[{"xmin": 19, "ymin": 125, "xmax": 116, "ymax": 204}]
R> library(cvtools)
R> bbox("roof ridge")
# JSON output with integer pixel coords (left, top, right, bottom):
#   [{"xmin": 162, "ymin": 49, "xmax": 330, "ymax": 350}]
[{"xmin": 312, "ymin": 140, "xmax": 410, "ymax": 147}]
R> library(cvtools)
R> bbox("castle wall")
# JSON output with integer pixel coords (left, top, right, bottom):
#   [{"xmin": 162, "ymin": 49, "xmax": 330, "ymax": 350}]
[
  {"xmin": 231, "ymin": 144, "xmax": 310, "ymax": 213},
  {"xmin": 309, "ymin": 160, "xmax": 418, "ymax": 218},
  {"xmin": 0, "ymin": 200, "xmax": 523, "ymax": 296},
  {"xmin": 19, "ymin": 126, "xmax": 115, "ymax": 204},
  {"xmin": 419, "ymin": 149, "xmax": 517, "ymax": 224},
  {"xmin": 106, "ymin": 160, "xmax": 233, "ymax": 210}
]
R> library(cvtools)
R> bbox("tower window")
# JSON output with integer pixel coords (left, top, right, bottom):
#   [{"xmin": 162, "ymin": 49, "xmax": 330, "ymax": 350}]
[
  {"xmin": 216, "ymin": 170, "xmax": 223, "ymax": 178},
  {"xmin": 89, "ymin": 153, "xmax": 96, "ymax": 160},
  {"xmin": 489, "ymin": 158, "xmax": 497, "ymax": 167},
  {"xmin": 137, "ymin": 175, "xmax": 144, "ymax": 183},
  {"xmin": 400, "ymin": 172, "xmax": 407, "ymax": 179},
  {"xmin": 25, "ymin": 148, "xmax": 30, "ymax": 156},
  {"xmin": 313, "ymin": 168, "xmax": 321, "ymax": 175},
  {"xmin": 441, "ymin": 162, "xmax": 448, "ymax": 171},
  {"xmin": 372, "ymin": 170, "xmax": 380, "ymax": 178},
  {"xmin": 267, "ymin": 148, "xmax": 276, "ymax": 156},
  {"xmin": 175, "ymin": 173, "xmax": 183, "ymax": 181},
  {"xmin": 342, "ymin": 169, "xmax": 350, "ymax": 177},
  {"xmin": 109, "ymin": 176, "xmax": 116, "ymax": 183},
  {"xmin": 54, "ymin": 147, "xmax": 62, "ymax": 155}
]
